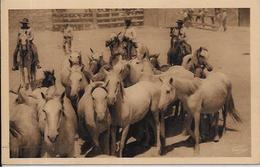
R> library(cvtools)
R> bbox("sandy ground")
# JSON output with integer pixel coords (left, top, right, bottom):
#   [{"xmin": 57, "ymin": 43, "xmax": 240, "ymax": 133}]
[{"xmin": 9, "ymin": 26, "xmax": 250, "ymax": 157}]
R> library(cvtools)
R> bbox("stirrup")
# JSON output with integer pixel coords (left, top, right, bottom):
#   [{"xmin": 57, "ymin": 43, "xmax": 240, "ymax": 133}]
[{"xmin": 12, "ymin": 66, "xmax": 19, "ymax": 71}]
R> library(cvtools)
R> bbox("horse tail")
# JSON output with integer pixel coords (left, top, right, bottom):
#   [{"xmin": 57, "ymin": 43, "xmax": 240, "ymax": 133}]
[{"xmin": 226, "ymin": 90, "xmax": 242, "ymax": 123}]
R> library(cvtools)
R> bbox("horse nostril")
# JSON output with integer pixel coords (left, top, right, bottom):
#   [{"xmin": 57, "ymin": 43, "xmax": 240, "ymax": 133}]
[{"xmin": 48, "ymin": 134, "xmax": 58, "ymax": 143}]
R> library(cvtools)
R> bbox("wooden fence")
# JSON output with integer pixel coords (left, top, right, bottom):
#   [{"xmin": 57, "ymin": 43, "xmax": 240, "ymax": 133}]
[{"xmin": 52, "ymin": 9, "xmax": 144, "ymax": 31}]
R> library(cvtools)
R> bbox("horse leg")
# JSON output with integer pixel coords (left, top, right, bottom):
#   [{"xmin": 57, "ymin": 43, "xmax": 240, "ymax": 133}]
[
  {"xmin": 159, "ymin": 111, "xmax": 166, "ymax": 155},
  {"xmin": 151, "ymin": 111, "xmax": 163, "ymax": 155},
  {"xmin": 173, "ymin": 100, "xmax": 180, "ymax": 118},
  {"xmin": 110, "ymin": 125, "xmax": 117, "ymax": 156},
  {"xmin": 20, "ymin": 67, "xmax": 26, "ymax": 88},
  {"xmin": 182, "ymin": 112, "xmax": 193, "ymax": 137},
  {"xmin": 222, "ymin": 106, "xmax": 227, "ymax": 135},
  {"xmin": 193, "ymin": 111, "xmax": 201, "ymax": 155},
  {"xmin": 119, "ymin": 125, "xmax": 130, "ymax": 157},
  {"xmin": 213, "ymin": 112, "xmax": 220, "ymax": 142},
  {"xmin": 103, "ymin": 127, "xmax": 110, "ymax": 155}
]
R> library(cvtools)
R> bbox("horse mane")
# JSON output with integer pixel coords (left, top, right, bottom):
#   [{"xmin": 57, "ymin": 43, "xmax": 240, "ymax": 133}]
[
  {"xmin": 174, "ymin": 77, "xmax": 201, "ymax": 96},
  {"xmin": 10, "ymin": 121, "xmax": 22, "ymax": 138}
]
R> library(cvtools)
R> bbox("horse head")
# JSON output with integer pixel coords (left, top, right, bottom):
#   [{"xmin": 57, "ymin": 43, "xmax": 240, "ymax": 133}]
[
  {"xmin": 195, "ymin": 47, "xmax": 213, "ymax": 72},
  {"xmin": 148, "ymin": 53, "xmax": 160, "ymax": 70},
  {"xmin": 158, "ymin": 77, "xmax": 176, "ymax": 111},
  {"xmin": 104, "ymin": 69, "xmax": 124, "ymax": 105},
  {"xmin": 42, "ymin": 70, "xmax": 56, "ymax": 88},
  {"xmin": 41, "ymin": 91, "xmax": 66, "ymax": 144},
  {"xmin": 89, "ymin": 81, "xmax": 109, "ymax": 122},
  {"xmin": 128, "ymin": 56, "xmax": 154, "ymax": 84},
  {"xmin": 68, "ymin": 64, "xmax": 87, "ymax": 104},
  {"xmin": 88, "ymin": 48, "xmax": 105, "ymax": 74},
  {"xmin": 69, "ymin": 51, "xmax": 82, "ymax": 66}
]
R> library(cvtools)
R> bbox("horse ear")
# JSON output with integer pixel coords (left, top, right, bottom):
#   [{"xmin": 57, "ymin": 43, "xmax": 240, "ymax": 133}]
[
  {"xmin": 60, "ymin": 91, "xmax": 66, "ymax": 104},
  {"xmin": 90, "ymin": 48, "xmax": 94, "ymax": 53},
  {"xmin": 142, "ymin": 52, "xmax": 147, "ymax": 59},
  {"xmin": 41, "ymin": 92, "xmax": 46, "ymax": 100},
  {"xmin": 89, "ymin": 79, "xmax": 94, "ymax": 85},
  {"xmin": 155, "ymin": 53, "xmax": 160, "ymax": 58},
  {"xmin": 69, "ymin": 59, "xmax": 73, "ymax": 67},
  {"xmin": 118, "ymin": 55, "xmax": 122, "ymax": 61},
  {"xmin": 169, "ymin": 77, "xmax": 174, "ymax": 85},
  {"xmin": 17, "ymin": 84, "xmax": 22, "ymax": 93},
  {"xmin": 159, "ymin": 77, "xmax": 163, "ymax": 83},
  {"xmin": 103, "ymin": 68, "xmax": 109, "ymax": 76},
  {"xmin": 52, "ymin": 70, "xmax": 55, "ymax": 75},
  {"xmin": 81, "ymin": 65, "xmax": 84, "ymax": 72},
  {"xmin": 79, "ymin": 55, "xmax": 82, "ymax": 65},
  {"xmin": 43, "ymin": 71, "xmax": 47, "ymax": 76},
  {"xmin": 103, "ymin": 80, "xmax": 109, "ymax": 87},
  {"xmin": 100, "ymin": 52, "xmax": 104, "ymax": 58}
]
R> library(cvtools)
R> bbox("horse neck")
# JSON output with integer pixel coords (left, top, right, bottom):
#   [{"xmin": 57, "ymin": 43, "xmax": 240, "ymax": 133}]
[
  {"xmin": 175, "ymin": 78, "xmax": 201, "ymax": 97},
  {"xmin": 112, "ymin": 84, "xmax": 125, "ymax": 117}
]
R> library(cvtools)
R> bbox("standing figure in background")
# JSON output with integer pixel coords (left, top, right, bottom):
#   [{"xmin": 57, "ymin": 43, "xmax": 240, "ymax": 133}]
[
  {"xmin": 196, "ymin": 9, "xmax": 205, "ymax": 25},
  {"xmin": 12, "ymin": 18, "xmax": 41, "ymax": 71},
  {"xmin": 221, "ymin": 9, "xmax": 228, "ymax": 32},
  {"xmin": 63, "ymin": 24, "xmax": 73, "ymax": 53}
]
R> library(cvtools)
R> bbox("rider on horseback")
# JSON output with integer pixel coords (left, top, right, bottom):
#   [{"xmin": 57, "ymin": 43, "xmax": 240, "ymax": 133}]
[
  {"xmin": 12, "ymin": 18, "xmax": 41, "ymax": 71},
  {"xmin": 63, "ymin": 24, "xmax": 73, "ymax": 51},
  {"xmin": 122, "ymin": 17, "xmax": 138, "ymax": 58},
  {"xmin": 170, "ymin": 19, "xmax": 192, "ymax": 56}
]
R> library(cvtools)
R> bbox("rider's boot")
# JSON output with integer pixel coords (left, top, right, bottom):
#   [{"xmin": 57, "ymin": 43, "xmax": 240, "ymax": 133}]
[
  {"xmin": 12, "ymin": 46, "xmax": 19, "ymax": 71},
  {"xmin": 12, "ymin": 65, "xmax": 19, "ymax": 71}
]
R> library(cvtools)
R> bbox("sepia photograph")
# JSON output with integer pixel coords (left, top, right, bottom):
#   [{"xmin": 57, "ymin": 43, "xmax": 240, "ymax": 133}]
[{"xmin": 1, "ymin": 0, "xmax": 260, "ymax": 165}]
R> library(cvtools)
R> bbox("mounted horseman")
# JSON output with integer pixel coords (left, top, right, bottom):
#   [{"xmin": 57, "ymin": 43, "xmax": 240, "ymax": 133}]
[
  {"xmin": 12, "ymin": 18, "xmax": 41, "ymax": 71},
  {"xmin": 122, "ymin": 12, "xmax": 138, "ymax": 60},
  {"xmin": 167, "ymin": 19, "xmax": 192, "ymax": 66}
]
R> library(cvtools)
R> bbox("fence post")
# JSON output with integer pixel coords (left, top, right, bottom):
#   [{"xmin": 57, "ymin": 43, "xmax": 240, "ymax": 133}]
[{"xmin": 92, "ymin": 9, "xmax": 98, "ymax": 28}]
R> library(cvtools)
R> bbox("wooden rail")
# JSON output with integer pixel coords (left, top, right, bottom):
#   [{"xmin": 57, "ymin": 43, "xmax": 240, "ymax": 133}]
[{"xmin": 52, "ymin": 9, "xmax": 144, "ymax": 31}]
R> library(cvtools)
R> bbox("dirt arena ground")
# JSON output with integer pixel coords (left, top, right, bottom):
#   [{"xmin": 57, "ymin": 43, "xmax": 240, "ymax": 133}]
[{"xmin": 9, "ymin": 25, "xmax": 250, "ymax": 157}]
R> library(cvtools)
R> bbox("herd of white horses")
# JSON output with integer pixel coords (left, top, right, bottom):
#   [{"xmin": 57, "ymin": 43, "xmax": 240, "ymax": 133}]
[{"xmin": 9, "ymin": 35, "xmax": 242, "ymax": 158}]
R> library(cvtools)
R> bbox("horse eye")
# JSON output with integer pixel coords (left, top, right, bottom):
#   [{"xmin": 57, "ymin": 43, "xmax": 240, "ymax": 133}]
[
  {"xmin": 136, "ymin": 62, "xmax": 140, "ymax": 64},
  {"xmin": 166, "ymin": 90, "xmax": 171, "ymax": 94},
  {"xmin": 79, "ymin": 78, "xmax": 83, "ymax": 82}
]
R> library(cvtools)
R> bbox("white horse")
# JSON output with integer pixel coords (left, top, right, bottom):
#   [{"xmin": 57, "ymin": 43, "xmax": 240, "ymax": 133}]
[
  {"xmin": 9, "ymin": 89, "xmax": 42, "ymax": 158},
  {"xmin": 40, "ymin": 91, "xmax": 78, "ymax": 157},
  {"xmin": 104, "ymin": 69, "xmax": 176, "ymax": 156},
  {"xmin": 169, "ymin": 72, "xmax": 241, "ymax": 154},
  {"xmin": 77, "ymin": 81, "xmax": 111, "ymax": 155}
]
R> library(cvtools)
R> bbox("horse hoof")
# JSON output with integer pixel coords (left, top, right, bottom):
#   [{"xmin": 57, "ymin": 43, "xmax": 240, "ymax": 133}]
[
  {"xmin": 181, "ymin": 130, "xmax": 189, "ymax": 136},
  {"xmin": 194, "ymin": 147, "xmax": 200, "ymax": 156},
  {"xmin": 158, "ymin": 149, "xmax": 164, "ymax": 156},
  {"xmin": 214, "ymin": 136, "xmax": 220, "ymax": 142}
]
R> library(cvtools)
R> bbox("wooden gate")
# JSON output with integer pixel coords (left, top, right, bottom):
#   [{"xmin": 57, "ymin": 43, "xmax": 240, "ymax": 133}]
[{"xmin": 52, "ymin": 9, "xmax": 144, "ymax": 31}]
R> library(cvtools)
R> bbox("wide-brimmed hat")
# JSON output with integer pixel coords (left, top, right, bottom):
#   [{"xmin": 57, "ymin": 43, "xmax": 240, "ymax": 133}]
[
  {"xmin": 176, "ymin": 19, "xmax": 184, "ymax": 25},
  {"xmin": 124, "ymin": 18, "xmax": 132, "ymax": 26},
  {"xmin": 20, "ymin": 18, "xmax": 29, "ymax": 24}
]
